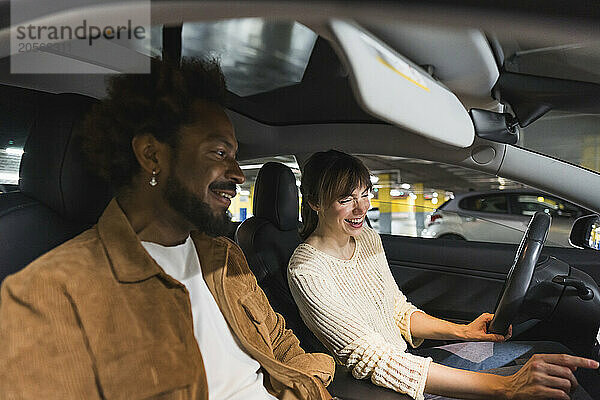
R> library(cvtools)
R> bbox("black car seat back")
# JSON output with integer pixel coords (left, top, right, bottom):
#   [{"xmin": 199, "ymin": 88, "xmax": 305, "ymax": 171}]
[
  {"xmin": 0, "ymin": 93, "xmax": 112, "ymax": 283},
  {"xmin": 235, "ymin": 162, "xmax": 326, "ymax": 353}
]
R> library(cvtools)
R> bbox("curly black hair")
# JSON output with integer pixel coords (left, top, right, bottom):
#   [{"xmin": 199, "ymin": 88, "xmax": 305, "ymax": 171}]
[{"xmin": 81, "ymin": 57, "xmax": 227, "ymax": 190}]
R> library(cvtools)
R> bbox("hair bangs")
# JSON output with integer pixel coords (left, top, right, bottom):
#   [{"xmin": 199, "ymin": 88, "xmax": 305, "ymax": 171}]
[
  {"xmin": 319, "ymin": 156, "xmax": 372, "ymax": 208},
  {"xmin": 299, "ymin": 150, "xmax": 373, "ymax": 240}
]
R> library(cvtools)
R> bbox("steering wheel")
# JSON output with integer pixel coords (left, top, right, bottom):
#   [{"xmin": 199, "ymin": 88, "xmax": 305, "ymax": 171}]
[{"xmin": 488, "ymin": 211, "xmax": 552, "ymax": 335}]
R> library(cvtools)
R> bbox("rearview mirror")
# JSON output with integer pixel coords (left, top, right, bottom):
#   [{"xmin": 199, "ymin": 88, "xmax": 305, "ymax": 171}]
[
  {"xmin": 569, "ymin": 214, "xmax": 600, "ymax": 250},
  {"xmin": 329, "ymin": 20, "xmax": 475, "ymax": 148},
  {"xmin": 470, "ymin": 108, "xmax": 519, "ymax": 144}
]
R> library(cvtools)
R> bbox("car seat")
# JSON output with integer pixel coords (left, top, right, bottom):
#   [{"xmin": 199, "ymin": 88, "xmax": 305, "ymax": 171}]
[
  {"xmin": 0, "ymin": 93, "xmax": 112, "ymax": 283},
  {"xmin": 235, "ymin": 162, "xmax": 408, "ymax": 399},
  {"xmin": 235, "ymin": 162, "xmax": 327, "ymax": 353}
]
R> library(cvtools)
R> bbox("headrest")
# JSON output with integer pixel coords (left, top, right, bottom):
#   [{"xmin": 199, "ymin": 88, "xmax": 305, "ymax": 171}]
[
  {"xmin": 19, "ymin": 93, "xmax": 112, "ymax": 224},
  {"xmin": 253, "ymin": 162, "xmax": 299, "ymax": 231}
]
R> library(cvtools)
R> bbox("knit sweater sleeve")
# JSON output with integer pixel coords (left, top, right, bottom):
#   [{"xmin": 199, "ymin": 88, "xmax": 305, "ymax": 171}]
[
  {"xmin": 367, "ymin": 228, "xmax": 426, "ymax": 348},
  {"xmin": 288, "ymin": 254, "xmax": 431, "ymax": 400},
  {"xmin": 393, "ymin": 291, "xmax": 425, "ymax": 348}
]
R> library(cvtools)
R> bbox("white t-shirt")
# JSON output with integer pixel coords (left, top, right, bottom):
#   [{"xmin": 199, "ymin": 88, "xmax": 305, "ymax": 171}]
[{"xmin": 142, "ymin": 236, "xmax": 277, "ymax": 400}]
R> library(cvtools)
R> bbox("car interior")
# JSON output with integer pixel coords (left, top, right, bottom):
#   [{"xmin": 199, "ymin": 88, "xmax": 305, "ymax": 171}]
[
  {"xmin": 1, "ymin": 2, "xmax": 600, "ymax": 399},
  {"xmin": 0, "ymin": 92, "xmax": 112, "ymax": 280}
]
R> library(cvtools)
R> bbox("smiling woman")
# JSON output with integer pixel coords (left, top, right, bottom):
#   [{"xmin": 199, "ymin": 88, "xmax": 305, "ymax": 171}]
[
  {"xmin": 287, "ymin": 150, "xmax": 598, "ymax": 400},
  {"xmin": 298, "ymin": 149, "xmax": 373, "ymax": 247}
]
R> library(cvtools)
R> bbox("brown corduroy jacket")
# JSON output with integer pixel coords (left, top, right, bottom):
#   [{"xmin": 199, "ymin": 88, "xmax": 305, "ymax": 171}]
[{"xmin": 0, "ymin": 199, "xmax": 335, "ymax": 400}]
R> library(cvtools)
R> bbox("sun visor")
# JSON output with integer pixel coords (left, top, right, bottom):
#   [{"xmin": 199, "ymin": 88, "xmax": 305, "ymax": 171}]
[{"xmin": 329, "ymin": 20, "xmax": 475, "ymax": 148}]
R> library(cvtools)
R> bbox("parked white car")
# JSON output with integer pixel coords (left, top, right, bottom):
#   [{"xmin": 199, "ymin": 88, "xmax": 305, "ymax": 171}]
[
  {"xmin": 422, "ymin": 189, "xmax": 591, "ymax": 247},
  {"xmin": 366, "ymin": 207, "xmax": 380, "ymax": 231}
]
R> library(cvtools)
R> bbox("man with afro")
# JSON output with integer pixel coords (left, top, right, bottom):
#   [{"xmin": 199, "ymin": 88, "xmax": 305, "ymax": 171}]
[{"xmin": 0, "ymin": 58, "xmax": 334, "ymax": 400}]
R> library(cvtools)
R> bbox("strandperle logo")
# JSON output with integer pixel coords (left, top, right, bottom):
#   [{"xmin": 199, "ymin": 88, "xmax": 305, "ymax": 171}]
[
  {"xmin": 16, "ymin": 19, "xmax": 146, "ymax": 46},
  {"xmin": 11, "ymin": 0, "xmax": 151, "ymax": 74}
]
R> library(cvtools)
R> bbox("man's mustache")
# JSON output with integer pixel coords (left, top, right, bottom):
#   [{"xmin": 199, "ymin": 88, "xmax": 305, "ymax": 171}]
[{"xmin": 209, "ymin": 181, "xmax": 237, "ymax": 192}]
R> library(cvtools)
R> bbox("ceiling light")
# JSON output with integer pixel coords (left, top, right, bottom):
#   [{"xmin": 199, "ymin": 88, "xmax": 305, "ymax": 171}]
[
  {"xmin": 240, "ymin": 163, "xmax": 264, "ymax": 170},
  {"xmin": 240, "ymin": 162, "xmax": 299, "ymax": 171},
  {"xmin": 4, "ymin": 147, "xmax": 24, "ymax": 156},
  {"xmin": 0, "ymin": 172, "xmax": 19, "ymax": 182}
]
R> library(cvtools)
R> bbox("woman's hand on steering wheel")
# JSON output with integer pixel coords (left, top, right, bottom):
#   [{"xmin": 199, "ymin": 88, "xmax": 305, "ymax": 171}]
[{"xmin": 462, "ymin": 312, "xmax": 512, "ymax": 342}]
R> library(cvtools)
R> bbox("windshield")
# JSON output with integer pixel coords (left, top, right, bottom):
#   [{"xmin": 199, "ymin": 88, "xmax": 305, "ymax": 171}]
[
  {"xmin": 519, "ymin": 111, "xmax": 600, "ymax": 174},
  {"xmin": 497, "ymin": 38, "xmax": 600, "ymax": 173}
]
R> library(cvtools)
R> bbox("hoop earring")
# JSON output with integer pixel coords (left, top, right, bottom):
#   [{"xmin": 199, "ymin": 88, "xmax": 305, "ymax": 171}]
[{"xmin": 149, "ymin": 170, "xmax": 158, "ymax": 187}]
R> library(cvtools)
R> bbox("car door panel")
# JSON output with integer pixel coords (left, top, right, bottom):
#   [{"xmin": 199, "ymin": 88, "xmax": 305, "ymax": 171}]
[
  {"xmin": 382, "ymin": 235, "xmax": 508, "ymax": 322},
  {"xmin": 381, "ymin": 234, "xmax": 600, "ymax": 323}
]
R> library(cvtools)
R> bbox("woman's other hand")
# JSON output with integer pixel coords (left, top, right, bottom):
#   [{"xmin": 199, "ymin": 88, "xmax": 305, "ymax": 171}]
[
  {"xmin": 425, "ymin": 354, "xmax": 598, "ymax": 399},
  {"xmin": 502, "ymin": 354, "xmax": 599, "ymax": 399},
  {"xmin": 462, "ymin": 313, "xmax": 512, "ymax": 342}
]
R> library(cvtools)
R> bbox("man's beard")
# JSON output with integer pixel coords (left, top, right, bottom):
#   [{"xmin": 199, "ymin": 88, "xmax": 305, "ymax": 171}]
[{"xmin": 164, "ymin": 175, "xmax": 232, "ymax": 237}]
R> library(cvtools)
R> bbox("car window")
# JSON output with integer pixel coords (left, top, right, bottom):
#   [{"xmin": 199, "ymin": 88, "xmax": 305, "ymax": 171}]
[
  {"xmin": 0, "ymin": 100, "xmax": 34, "ymax": 188},
  {"xmin": 341, "ymin": 155, "xmax": 576, "ymax": 247},
  {"xmin": 459, "ymin": 195, "xmax": 509, "ymax": 214},
  {"xmin": 349, "ymin": 154, "xmax": 525, "ymax": 239},
  {"xmin": 510, "ymin": 194, "xmax": 583, "ymax": 218},
  {"xmin": 0, "ymin": 149, "xmax": 22, "ymax": 186},
  {"xmin": 229, "ymin": 155, "xmax": 300, "ymax": 222}
]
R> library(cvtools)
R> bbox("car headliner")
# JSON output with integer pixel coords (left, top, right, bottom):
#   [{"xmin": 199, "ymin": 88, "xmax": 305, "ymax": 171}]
[{"xmin": 0, "ymin": 1, "xmax": 599, "ymax": 213}]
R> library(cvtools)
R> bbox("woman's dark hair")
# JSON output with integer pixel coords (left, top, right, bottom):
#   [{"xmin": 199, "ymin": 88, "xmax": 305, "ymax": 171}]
[
  {"xmin": 80, "ymin": 57, "xmax": 227, "ymax": 190},
  {"xmin": 299, "ymin": 150, "xmax": 372, "ymax": 240}
]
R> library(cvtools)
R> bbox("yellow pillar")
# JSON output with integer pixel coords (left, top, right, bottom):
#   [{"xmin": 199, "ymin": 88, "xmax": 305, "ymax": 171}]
[
  {"xmin": 378, "ymin": 174, "xmax": 392, "ymax": 234},
  {"xmin": 414, "ymin": 183, "xmax": 424, "ymax": 212},
  {"xmin": 249, "ymin": 183, "xmax": 255, "ymax": 217},
  {"xmin": 413, "ymin": 183, "xmax": 425, "ymax": 236}
]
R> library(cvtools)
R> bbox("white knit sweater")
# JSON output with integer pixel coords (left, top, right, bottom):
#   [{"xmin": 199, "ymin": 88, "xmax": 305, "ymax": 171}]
[{"xmin": 288, "ymin": 226, "xmax": 432, "ymax": 400}]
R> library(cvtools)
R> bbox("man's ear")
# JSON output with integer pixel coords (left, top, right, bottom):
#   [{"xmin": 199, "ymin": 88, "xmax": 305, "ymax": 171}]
[{"xmin": 131, "ymin": 134, "xmax": 170, "ymax": 175}]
